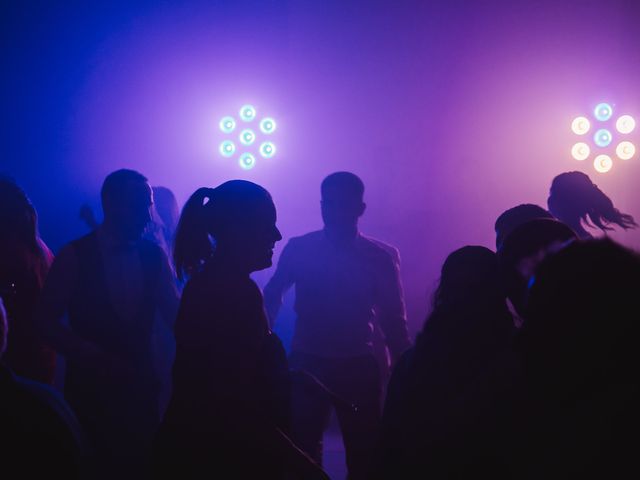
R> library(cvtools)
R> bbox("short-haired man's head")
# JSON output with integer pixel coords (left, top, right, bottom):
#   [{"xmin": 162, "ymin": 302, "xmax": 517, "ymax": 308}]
[
  {"xmin": 495, "ymin": 204, "xmax": 554, "ymax": 250},
  {"xmin": 101, "ymin": 169, "xmax": 152, "ymax": 240},
  {"xmin": 321, "ymin": 172, "xmax": 366, "ymax": 229}
]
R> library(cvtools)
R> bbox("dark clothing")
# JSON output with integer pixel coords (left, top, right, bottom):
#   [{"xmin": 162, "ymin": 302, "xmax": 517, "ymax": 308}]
[
  {"xmin": 289, "ymin": 351, "xmax": 381, "ymax": 480},
  {"xmin": 0, "ymin": 243, "xmax": 55, "ymax": 383},
  {"xmin": 155, "ymin": 262, "xmax": 290, "ymax": 479},
  {"xmin": 0, "ymin": 363, "xmax": 85, "ymax": 478},
  {"xmin": 64, "ymin": 232, "xmax": 166, "ymax": 477}
]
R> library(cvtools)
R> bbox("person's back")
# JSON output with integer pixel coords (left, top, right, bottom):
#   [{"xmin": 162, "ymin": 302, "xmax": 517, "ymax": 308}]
[
  {"xmin": 159, "ymin": 261, "xmax": 290, "ymax": 477},
  {"xmin": 378, "ymin": 246, "xmax": 514, "ymax": 478}
]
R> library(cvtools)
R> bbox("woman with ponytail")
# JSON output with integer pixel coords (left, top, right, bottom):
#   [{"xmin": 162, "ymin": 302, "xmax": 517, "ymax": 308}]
[
  {"xmin": 154, "ymin": 181, "xmax": 328, "ymax": 480},
  {"xmin": 548, "ymin": 171, "xmax": 637, "ymax": 239}
]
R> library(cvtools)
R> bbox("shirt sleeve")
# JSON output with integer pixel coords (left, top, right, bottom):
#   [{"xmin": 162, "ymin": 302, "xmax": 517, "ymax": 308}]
[
  {"xmin": 263, "ymin": 240, "xmax": 297, "ymax": 327},
  {"xmin": 375, "ymin": 249, "xmax": 411, "ymax": 361}
]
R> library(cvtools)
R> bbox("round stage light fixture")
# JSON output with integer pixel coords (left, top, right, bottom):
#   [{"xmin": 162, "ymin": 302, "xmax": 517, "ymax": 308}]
[
  {"xmin": 219, "ymin": 140, "xmax": 236, "ymax": 157},
  {"xmin": 219, "ymin": 116, "xmax": 236, "ymax": 133},
  {"xmin": 594, "ymin": 154, "xmax": 613, "ymax": 173},
  {"xmin": 239, "ymin": 153, "xmax": 256, "ymax": 170},
  {"xmin": 571, "ymin": 142, "xmax": 590, "ymax": 161},
  {"xmin": 571, "ymin": 116, "xmax": 591, "ymax": 135},
  {"xmin": 260, "ymin": 118, "xmax": 277, "ymax": 134},
  {"xmin": 239, "ymin": 105, "xmax": 257, "ymax": 122},
  {"xmin": 616, "ymin": 141, "xmax": 636, "ymax": 160},
  {"xmin": 239, "ymin": 129, "xmax": 256, "ymax": 146},
  {"xmin": 616, "ymin": 115, "xmax": 636, "ymax": 134},
  {"xmin": 259, "ymin": 141, "xmax": 276, "ymax": 158},
  {"xmin": 594, "ymin": 103, "xmax": 613, "ymax": 121},
  {"xmin": 593, "ymin": 129, "xmax": 612, "ymax": 148}
]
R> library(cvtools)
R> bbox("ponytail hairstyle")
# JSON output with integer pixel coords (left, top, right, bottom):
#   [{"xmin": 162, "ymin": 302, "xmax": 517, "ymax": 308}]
[
  {"xmin": 173, "ymin": 181, "xmax": 273, "ymax": 281},
  {"xmin": 548, "ymin": 171, "xmax": 637, "ymax": 233},
  {"xmin": 173, "ymin": 187, "xmax": 217, "ymax": 281}
]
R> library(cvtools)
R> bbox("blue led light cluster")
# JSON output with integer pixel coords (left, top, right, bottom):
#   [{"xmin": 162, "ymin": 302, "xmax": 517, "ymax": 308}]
[
  {"xmin": 570, "ymin": 102, "xmax": 636, "ymax": 173},
  {"xmin": 218, "ymin": 104, "xmax": 277, "ymax": 170}
]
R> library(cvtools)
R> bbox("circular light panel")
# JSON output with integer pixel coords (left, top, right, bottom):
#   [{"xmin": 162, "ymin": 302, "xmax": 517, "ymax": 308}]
[
  {"xmin": 594, "ymin": 154, "xmax": 613, "ymax": 173},
  {"xmin": 594, "ymin": 129, "xmax": 612, "ymax": 148},
  {"xmin": 239, "ymin": 153, "xmax": 256, "ymax": 170},
  {"xmin": 239, "ymin": 104, "xmax": 256, "ymax": 122},
  {"xmin": 616, "ymin": 115, "xmax": 636, "ymax": 134},
  {"xmin": 571, "ymin": 116, "xmax": 591, "ymax": 135},
  {"xmin": 239, "ymin": 129, "xmax": 256, "ymax": 146},
  {"xmin": 594, "ymin": 103, "xmax": 613, "ymax": 121},
  {"xmin": 219, "ymin": 140, "xmax": 236, "ymax": 157},
  {"xmin": 219, "ymin": 116, "xmax": 236, "ymax": 133},
  {"xmin": 259, "ymin": 141, "xmax": 276, "ymax": 158},
  {"xmin": 571, "ymin": 142, "xmax": 590, "ymax": 161},
  {"xmin": 616, "ymin": 141, "xmax": 636, "ymax": 160},
  {"xmin": 260, "ymin": 118, "xmax": 277, "ymax": 134}
]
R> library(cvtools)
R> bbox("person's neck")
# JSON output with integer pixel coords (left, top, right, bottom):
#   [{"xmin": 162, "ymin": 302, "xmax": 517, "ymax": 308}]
[
  {"xmin": 324, "ymin": 225, "xmax": 359, "ymax": 243},
  {"xmin": 99, "ymin": 222, "xmax": 138, "ymax": 246},
  {"xmin": 210, "ymin": 250, "xmax": 251, "ymax": 277}
]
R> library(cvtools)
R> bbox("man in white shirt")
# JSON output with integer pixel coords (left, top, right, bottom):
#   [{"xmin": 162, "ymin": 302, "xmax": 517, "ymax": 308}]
[{"xmin": 264, "ymin": 172, "xmax": 411, "ymax": 479}]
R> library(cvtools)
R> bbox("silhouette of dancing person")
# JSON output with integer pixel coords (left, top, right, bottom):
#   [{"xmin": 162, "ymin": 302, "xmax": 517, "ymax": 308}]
[
  {"xmin": 547, "ymin": 171, "xmax": 637, "ymax": 239},
  {"xmin": 517, "ymin": 238, "xmax": 640, "ymax": 477},
  {"xmin": 154, "ymin": 181, "xmax": 329, "ymax": 480},
  {"xmin": 378, "ymin": 246, "xmax": 514, "ymax": 479},
  {"xmin": 36, "ymin": 169, "xmax": 179, "ymax": 479},
  {"xmin": 0, "ymin": 176, "xmax": 56, "ymax": 384},
  {"xmin": 264, "ymin": 171, "xmax": 411, "ymax": 479}
]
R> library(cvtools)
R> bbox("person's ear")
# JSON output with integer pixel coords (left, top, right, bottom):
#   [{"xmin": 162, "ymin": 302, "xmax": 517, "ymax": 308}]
[{"xmin": 358, "ymin": 202, "xmax": 366, "ymax": 217}]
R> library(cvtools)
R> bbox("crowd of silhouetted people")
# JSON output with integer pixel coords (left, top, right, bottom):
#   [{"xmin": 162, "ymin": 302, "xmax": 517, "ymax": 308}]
[{"xmin": 1, "ymin": 168, "xmax": 638, "ymax": 479}]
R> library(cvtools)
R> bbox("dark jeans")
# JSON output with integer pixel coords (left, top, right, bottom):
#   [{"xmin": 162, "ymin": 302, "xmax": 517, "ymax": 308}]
[{"xmin": 289, "ymin": 352, "xmax": 381, "ymax": 480}]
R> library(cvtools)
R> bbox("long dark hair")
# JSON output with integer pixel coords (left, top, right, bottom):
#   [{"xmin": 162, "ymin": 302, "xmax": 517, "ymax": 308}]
[
  {"xmin": 0, "ymin": 177, "xmax": 50, "ymax": 290},
  {"xmin": 548, "ymin": 171, "xmax": 637, "ymax": 233},
  {"xmin": 419, "ymin": 246, "xmax": 512, "ymax": 347},
  {"xmin": 173, "ymin": 181, "xmax": 272, "ymax": 281}
]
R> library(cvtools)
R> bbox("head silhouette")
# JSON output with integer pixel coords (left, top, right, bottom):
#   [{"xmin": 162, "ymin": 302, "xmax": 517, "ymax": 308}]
[
  {"xmin": 500, "ymin": 218, "xmax": 577, "ymax": 280},
  {"xmin": 495, "ymin": 204, "xmax": 554, "ymax": 250},
  {"xmin": 321, "ymin": 172, "xmax": 366, "ymax": 232},
  {"xmin": 101, "ymin": 169, "xmax": 152, "ymax": 241},
  {"xmin": 152, "ymin": 186, "xmax": 179, "ymax": 239},
  {"xmin": 498, "ymin": 217, "xmax": 577, "ymax": 317},
  {"xmin": 417, "ymin": 246, "xmax": 513, "ymax": 370},
  {"xmin": 547, "ymin": 171, "xmax": 637, "ymax": 238},
  {"xmin": 0, "ymin": 176, "xmax": 40, "ymax": 249},
  {"xmin": 173, "ymin": 180, "xmax": 281, "ymax": 280},
  {"xmin": 432, "ymin": 246, "xmax": 507, "ymax": 315}
]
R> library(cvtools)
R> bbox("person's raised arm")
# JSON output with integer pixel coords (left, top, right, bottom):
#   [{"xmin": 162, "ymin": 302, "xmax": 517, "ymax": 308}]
[
  {"xmin": 263, "ymin": 240, "xmax": 297, "ymax": 328},
  {"xmin": 375, "ymin": 249, "xmax": 411, "ymax": 365}
]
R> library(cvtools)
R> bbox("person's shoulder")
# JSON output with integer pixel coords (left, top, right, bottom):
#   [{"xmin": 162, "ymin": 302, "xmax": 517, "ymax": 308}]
[
  {"xmin": 358, "ymin": 234, "xmax": 401, "ymax": 265},
  {"xmin": 285, "ymin": 230, "xmax": 324, "ymax": 249}
]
